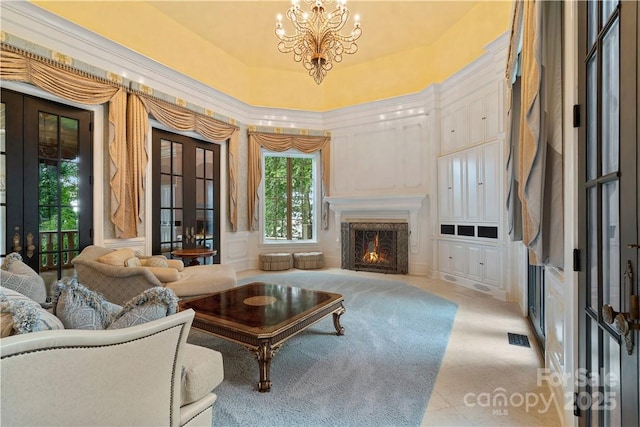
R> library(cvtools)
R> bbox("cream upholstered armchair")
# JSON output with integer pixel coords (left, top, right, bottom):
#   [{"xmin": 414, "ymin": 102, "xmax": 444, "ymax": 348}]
[
  {"xmin": 1, "ymin": 309, "xmax": 222, "ymax": 427},
  {"xmin": 72, "ymin": 245, "xmax": 237, "ymax": 305}
]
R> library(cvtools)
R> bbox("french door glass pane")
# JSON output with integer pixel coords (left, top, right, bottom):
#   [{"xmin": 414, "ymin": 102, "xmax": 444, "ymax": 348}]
[
  {"xmin": 160, "ymin": 139, "xmax": 171, "ymax": 174},
  {"xmin": 604, "ymin": 333, "xmax": 621, "ymax": 425},
  {"xmin": 196, "ymin": 178, "xmax": 204, "ymax": 207},
  {"xmin": 174, "ymin": 176, "xmax": 183, "ymax": 208},
  {"xmin": 587, "ymin": 55, "xmax": 598, "ymax": 180},
  {"xmin": 589, "ymin": 316, "xmax": 599, "ymax": 427},
  {"xmin": 602, "ymin": 181, "xmax": 620, "ymax": 311},
  {"xmin": 588, "ymin": 186, "xmax": 598, "ymax": 310},
  {"xmin": 588, "ymin": 0, "xmax": 598, "ymax": 47},
  {"xmin": 60, "ymin": 116, "xmax": 79, "ymax": 161},
  {"xmin": 602, "ymin": 18, "xmax": 620, "ymax": 176},
  {"xmin": 196, "ymin": 147, "xmax": 205, "ymax": 178},
  {"xmin": 205, "ymin": 150, "xmax": 213, "ymax": 179},
  {"xmin": 172, "ymin": 142, "xmax": 182, "ymax": 176},
  {"xmin": 602, "ymin": 0, "xmax": 618, "ymax": 23}
]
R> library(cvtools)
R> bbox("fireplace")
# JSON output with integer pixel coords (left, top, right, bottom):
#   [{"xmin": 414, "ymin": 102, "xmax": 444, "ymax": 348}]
[{"xmin": 341, "ymin": 222, "xmax": 409, "ymax": 274}]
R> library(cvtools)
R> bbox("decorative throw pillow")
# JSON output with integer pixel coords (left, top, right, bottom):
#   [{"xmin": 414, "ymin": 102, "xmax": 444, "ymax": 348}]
[
  {"xmin": 52, "ymin": 278, "xmax": 115, "ymax": 330},
  {"xmin": 0, "ymin": 288, "xmax": 64, "ymax": 335},
  {"xmin": 125, "ymin": 256, "xmax": 142, "ymax": 268},
  {"xmin": 97, "ymin": 248, "xmax": 135, "ymax": 266},
  {"xmin": 107, "ymin": 287, "xmax": 178, "ymax": 329},
  {"xmin": 142, "ymin": 257, "xmax": 169, "ymax": 268},
  {"xmin": 0, "ymin": 253, "xmax": 47, "ymax": 304},
  {"xmin": 142, "ymin": 266, "xmax": 180, "ymax": 283}
]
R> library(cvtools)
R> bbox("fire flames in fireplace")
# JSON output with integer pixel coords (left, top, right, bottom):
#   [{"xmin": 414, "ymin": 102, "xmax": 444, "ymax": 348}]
[
  {"xmin": 362, "ymin": 234, "xmax": 387, "ymax": 264},
  {"xmin": 341, "ymin": 222, "xmax": 409, "ymax": 274}
]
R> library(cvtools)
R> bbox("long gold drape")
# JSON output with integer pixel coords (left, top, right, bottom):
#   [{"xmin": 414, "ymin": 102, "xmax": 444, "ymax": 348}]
[
  {"xmin": 247, "ymin": 131, "xmax": 330, "ymax": 232},
  {"xmin": 1, "ymin": 46, "xmax": 242, "ymax": 236},
  {"xmin": 0, "ymin": 48, "xmax": 139, "ymax": 238},
  {"xmin": 138, "ymin": 95, "xmax": 240, "ymax": 231}
]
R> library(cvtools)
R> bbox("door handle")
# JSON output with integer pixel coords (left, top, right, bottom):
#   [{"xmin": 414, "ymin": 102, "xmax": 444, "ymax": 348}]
[
  {"xmin": 602, "ymin": 260, "xmax": 640, "ymax": 355},
  {"xmin": 26, "ymin": 232, "xmax": 35, "ymax": 259},
  {"xmin": 628, "ymin": 243, "xmax": 640, "ymax": 249},
  {"xmin": 12, "ymin": 227, "xmax": 22, "ymax": 252}
]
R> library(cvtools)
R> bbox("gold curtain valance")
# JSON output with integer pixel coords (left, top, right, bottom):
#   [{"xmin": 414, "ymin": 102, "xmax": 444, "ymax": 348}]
[
  {"xmin": 1, "ymin": 45, "xmax": 242, "ymax": 236},
  {"xmin": 247, "ymin": 131, "xmax": 331, "ymax": 232},
  {"xmin": 0, "ymin": 48, "xmax": 141, "ymax": 238},
  {"xmin": 139, "ymin": 95, "xmax": 240, "ymax": 231}
]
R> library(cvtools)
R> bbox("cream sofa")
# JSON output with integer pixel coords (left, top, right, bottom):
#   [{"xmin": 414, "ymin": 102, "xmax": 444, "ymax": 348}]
[
  {"xmin": 1, "ymin": 309, "xmax": 223, "ymax": 426},
  {"xmin": 72, "ymin": 245, "xmax": 237, "ymax": 305}
]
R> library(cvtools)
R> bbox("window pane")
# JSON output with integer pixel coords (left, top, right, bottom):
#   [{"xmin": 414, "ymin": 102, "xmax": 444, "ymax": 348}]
[
  {"xmin": 603, "ymin": 333, "xmax": 621, "ymax": 425},
  {"xmin": 172, "ymin": 142, "xmax": 182, "ymax": 176},
  {"xmin": 601, "ymin": 18, "xmax": 619, "ymax": 175},
  {"xmin": 588, "ymin": 0, "xmax": 598, "ymax": 48},
  {"xmin": 196, "ymin": 147, "xmax": 205, "ymax": 178},
  {"xmin": 160, "ymin": 139, "xmax": 171, "ymax": 174},
  {"xmin": 174, "ymin": 176, "xmax": 183, "ymax": 208},
  {"xmin": 602, "ymin": 0, "xmax": 617, "ymax": 23},
  {"xmin": 587, "ymin": 54, "xmax": 598, "ymax": 180},
  {"xmin": 602, "ymin": 181, "xmax": 619, "ymax": 311},
  {"xmin": 205, "ymin": 150, "xmax": 213, "ymax": 179},
  {"xmin": 39, "ymin": 112, "xmax": 58, "ymax": 159},
  {"xmin": 588, "ymin": 186, "xmax": 598, "ymax": 310},
  {"xmin": 60, "ymin": 116, "xmax": 79, "ymax": 161},
  {"xmin": 39, "ymin": 161, "xmax": 59, "ymax": 206}
]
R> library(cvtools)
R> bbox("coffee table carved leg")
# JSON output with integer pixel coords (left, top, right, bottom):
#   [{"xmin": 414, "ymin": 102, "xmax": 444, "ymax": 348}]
[
  {"xmin": 256, "ymin": 340, "xmax": 274, "ymax": 392},
  {"xmin": 333, "ymin": 305, "xmax": 346, "ymax": 335}
]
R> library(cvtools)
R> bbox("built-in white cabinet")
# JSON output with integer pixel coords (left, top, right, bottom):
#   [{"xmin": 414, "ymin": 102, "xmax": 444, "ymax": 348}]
[
  {"xmin": 469, "ymin": 89, "xmax": 500, "ymax": 146},
  {"xmin": 438, "ymin": 141, "xmax": 500, "ymax": 224},
  {"xmin": 440, "ymin": 84, "xmax": 501, "ymax": 155},
  {"xmin": 441, "ymin": 104, "xmax": 469, "ymax": 153},
  {"xmin": 438, "ymin": 240, "xmax": 503, "ymax": 290},
  {"xmin": 465, "ymin": 244, "xmax": 501, "ymax": 287}
]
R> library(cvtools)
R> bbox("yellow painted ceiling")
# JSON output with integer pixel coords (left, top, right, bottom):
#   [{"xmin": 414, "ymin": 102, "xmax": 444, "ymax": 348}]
[{"xmin": 32, "ymin": 1, "xmax": 512, "ymax": 112}]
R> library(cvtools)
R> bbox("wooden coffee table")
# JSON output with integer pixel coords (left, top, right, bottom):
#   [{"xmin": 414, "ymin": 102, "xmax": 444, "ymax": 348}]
[{"xmin": 179, "ymin": 282, "xmax": 345, "ymax": 392}]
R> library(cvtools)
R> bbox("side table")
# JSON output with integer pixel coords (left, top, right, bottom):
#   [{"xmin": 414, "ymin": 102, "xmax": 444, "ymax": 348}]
[{"xmin": 171, "ymin": 248, "xmax": 217, "ymax": 266}]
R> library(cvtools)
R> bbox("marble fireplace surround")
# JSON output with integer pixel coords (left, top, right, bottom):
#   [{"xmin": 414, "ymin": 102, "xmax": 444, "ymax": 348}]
[{"xmin": 325, "ymin": 195, "xmax": 426, "ymax": 253}]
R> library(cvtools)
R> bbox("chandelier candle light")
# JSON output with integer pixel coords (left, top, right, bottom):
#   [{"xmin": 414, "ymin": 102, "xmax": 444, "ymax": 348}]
[{"xmin": 275, "ymin": 0, "xmax": 362, "ymax": 84}]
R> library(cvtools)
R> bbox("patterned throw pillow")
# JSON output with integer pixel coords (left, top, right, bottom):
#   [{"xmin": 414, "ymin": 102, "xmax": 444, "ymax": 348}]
[
  {"xmin": 0, "ymin": 288, "xmax": 64, "ymax": 335},
  {"xmin": 97, "ymin": 248, "xmax": 135, "ymax": 266},
  {"xmin": 142, "ymin": 257, "xmax": 169, "ymax": 268},
  {"xmin": 52, "ymin": 278, "xmax": 116, "ymax": 330},
  {"xmin": 107, "ymin": 287, "xmax": 178, "ymax": 329},
  {"xmin": 0, "ymin": 253, "xmax": 47, "ymax": 304},
  {"xmin": 50, "ymin": 278, "xmax": 179, "ymax": 331}
]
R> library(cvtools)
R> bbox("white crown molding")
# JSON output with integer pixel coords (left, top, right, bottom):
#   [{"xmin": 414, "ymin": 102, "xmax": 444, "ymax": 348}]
[
  {"xmin": 1, "ymin": 1, "xmax": 326, "ymax": 129},
  {"xmin": 1, "ymin": 1, "xmax": 508, "ymax": 133}
]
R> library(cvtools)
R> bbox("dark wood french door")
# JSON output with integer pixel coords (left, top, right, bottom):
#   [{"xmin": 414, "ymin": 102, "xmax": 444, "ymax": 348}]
[
  {"xmin": 578, "ymin": 1, "xmax": 639, "ymax": 425},
  {"xmin": 1, "ymin": 88, "xmax": 93, "ymax": 286},
  {"xmin": 151, "ymin": 128, "xmax": 221, "ymax": 264}
]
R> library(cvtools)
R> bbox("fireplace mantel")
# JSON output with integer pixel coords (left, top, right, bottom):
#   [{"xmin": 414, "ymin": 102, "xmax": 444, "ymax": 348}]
[{"xmin": 325, "ymin": 195, "xmax": 426, "ymax": 252}]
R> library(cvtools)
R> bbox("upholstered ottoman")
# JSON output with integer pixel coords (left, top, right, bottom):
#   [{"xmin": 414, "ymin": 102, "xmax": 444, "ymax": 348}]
[
  {"xmin": 259, "ymin": 253, "xmax": 292, "ymax": 271},
  {"xmin": 293, "ymin": 252, "xmax": 324, "ymax": 269}
]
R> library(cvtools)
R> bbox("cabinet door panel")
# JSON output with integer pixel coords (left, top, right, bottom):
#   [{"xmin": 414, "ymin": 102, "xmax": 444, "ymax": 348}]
[
  {"xmin": 469, "ymin": 96, "xmax": 485, "ymax": 146},
  {"xmin": 452, "ymin": 243, "xmax": 466, "ymax": 276},
  {"xmin": 438, "ymin": 157, "xmax": 452, "ymax": 220},
  {"xmin": 482, "ymin": 246, "xmax": 501, "ymax": 286},
  {"xmin": 438, "ymin": 240, "xmax": 452, "ymax": 272},
  {"xmin": 466, "ymin": 245, "xmax": 483, "ymax": 280},
  {"xmin": 466, "ymin": 148, "xmax": 481, "ymax": 221},
  {"xmin": 451, "ymin": 154, "xmax": 465, "ymax": 219},
  {"xmin": 482, "ymin": 142, "xmax": 500, "ymax": 222}
]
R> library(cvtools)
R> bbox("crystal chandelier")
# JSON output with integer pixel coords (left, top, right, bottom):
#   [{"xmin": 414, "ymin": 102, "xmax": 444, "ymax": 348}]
[{"xmin": 275, "ymin": 0, "xmax": 362, "ymax": 84}]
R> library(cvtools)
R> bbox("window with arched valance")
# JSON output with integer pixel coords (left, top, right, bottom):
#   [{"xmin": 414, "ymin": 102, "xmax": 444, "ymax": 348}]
[{"xmin": 247, "ymin": 131, "xmax": 331, "ymax": 232}]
